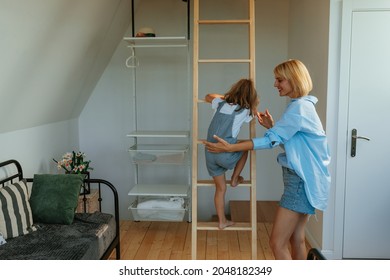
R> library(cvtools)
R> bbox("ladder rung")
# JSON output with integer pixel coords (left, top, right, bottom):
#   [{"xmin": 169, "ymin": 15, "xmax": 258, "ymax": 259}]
[
  {"xmin": 197, "ymin": 222, "xmax": 253, "ymax": 231},
  {"xmin": 198, "ymin": 19, "xmax": 251, "ymax": 25},
  {"xmin": 198, "ymin": 58, "xmax": 251, "ymax": 63},
  {"xmin": 197, "ymin": 179, "xmax": 253, "ymax": 187}
]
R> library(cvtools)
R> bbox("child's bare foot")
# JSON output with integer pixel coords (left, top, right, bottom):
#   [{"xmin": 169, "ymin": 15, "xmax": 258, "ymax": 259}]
[
  {"xmin": 219, "ymin": 220, "xmax": 235, "ymax": 230},
  {"xmin": 231, "ymin": 176, "xmax": 244, "ymax": 187}
]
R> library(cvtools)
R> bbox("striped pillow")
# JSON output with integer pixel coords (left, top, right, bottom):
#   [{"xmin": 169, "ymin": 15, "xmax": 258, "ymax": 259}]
[{"xmin": 0, "ymin": 180, "xmax": 36, "ymax": 239}]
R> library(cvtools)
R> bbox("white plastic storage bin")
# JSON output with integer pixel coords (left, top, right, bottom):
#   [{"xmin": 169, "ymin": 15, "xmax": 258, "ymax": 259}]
[
  {"xmin": 129, "ymin": 197, "xmax": 187, "ymax": 221},
  {"xmin": 128, "ymin": 144, "xmax": 189, "ymax": 164}
]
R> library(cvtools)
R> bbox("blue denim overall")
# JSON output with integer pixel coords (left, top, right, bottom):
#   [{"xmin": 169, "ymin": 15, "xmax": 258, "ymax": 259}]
[{"xmin": 205, "ymin": 101, "xmax": 244, "ymax": 177}]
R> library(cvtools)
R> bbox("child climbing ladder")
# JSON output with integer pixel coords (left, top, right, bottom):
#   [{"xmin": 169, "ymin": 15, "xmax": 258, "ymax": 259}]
[{"xmin": 204, "ymin": 79, "xmax": 259, "ymax": 230}]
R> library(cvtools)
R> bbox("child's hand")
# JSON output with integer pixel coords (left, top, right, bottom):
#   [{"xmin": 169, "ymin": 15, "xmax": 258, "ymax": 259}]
[
  {"xmin": 257, "ymin": 109, "xmax": 274, "ymax": 129},
  {"xmin": 205, "ymin": 93, "xmax": 224, "ymax": 103}
]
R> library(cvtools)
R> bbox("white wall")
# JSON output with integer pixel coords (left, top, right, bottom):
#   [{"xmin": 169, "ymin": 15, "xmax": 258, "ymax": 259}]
[
  {"xmin": 0, "ymin": 0, "xmax": 130, "ymax": 193},
  {"xmin": 287, "ymin": 0, "xmax": 331, "ymax": 249},
  {"xmin": 79, "ymin": 35, "xmax": 134, "ymax": 219},
  {"xmin": 288, "ymin": 0, "xmax": 330, "ymax": 126},
  {"xmin": 254, "ymin": 0, "xmax": 290, "ymax": 201},
  {"xmin": 0, "ymin": 0, "xmax": 130, "ymax": 133},
  {"xmin": 0, "ymin": 0, "xmax": 130, "ymax": 216},
  {"xmin": 0, "ymin": 119, "xmax": 79, "ymax": 177},
  {"xmin": 80, "ymin": 0, "xmax": 290, "ymax": 220}
]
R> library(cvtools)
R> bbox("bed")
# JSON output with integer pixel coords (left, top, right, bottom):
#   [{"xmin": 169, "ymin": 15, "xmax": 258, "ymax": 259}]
[{"xmin": 0, "ymin": 159, "xmax": 120, "ymax": 260}]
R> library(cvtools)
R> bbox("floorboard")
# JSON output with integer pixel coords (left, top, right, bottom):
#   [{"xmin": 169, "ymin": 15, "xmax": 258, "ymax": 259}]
[{"xmin": 110, "ymin": 201, "xmax": 311, "ymax": 260}]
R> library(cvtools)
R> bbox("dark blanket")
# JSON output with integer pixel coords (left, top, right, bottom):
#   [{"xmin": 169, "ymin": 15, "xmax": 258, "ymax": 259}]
[{"xmin": 0, "ymin": 212, "xmax": 115, "ymax": 260}]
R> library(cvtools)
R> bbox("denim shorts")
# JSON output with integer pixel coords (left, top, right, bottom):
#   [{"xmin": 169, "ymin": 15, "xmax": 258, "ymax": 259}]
[{"xmin": 279, "ymin": 167, "xmax": 315, "ymax": 215}]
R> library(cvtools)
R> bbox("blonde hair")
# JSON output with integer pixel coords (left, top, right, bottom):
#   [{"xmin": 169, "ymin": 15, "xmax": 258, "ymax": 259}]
[
  {"xmin": 273, "ymin": 59, "xmax": 313, "ymax": 98},
  {"xmin": 224, "ymin": 78, "xmax": 259, "ymax": 116}
]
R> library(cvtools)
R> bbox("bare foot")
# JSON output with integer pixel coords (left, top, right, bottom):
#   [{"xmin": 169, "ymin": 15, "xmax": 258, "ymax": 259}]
[
  {"xmin": 219, "ymin": 220, "xmax": 235, "ymax": 230},
  {"xmin": 231, "ymin": 176, "xmax": 244, "ymax": 187}
]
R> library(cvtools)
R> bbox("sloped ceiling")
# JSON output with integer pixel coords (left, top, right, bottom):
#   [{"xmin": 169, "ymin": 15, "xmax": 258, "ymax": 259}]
[{"xmin": 0, "ymin": 0, "xmax": 131, "ymax": 133}]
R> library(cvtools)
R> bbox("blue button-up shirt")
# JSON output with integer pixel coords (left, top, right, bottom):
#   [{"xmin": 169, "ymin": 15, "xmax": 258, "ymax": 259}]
[{"xmin": 252, "ymin": 95, "xmax": 331, "ymax": 211}]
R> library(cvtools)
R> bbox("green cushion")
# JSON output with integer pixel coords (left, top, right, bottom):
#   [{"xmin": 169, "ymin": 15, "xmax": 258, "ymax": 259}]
[{"xmin": 30, "ymin": 174, "xmax": 83, "ymax": 225}]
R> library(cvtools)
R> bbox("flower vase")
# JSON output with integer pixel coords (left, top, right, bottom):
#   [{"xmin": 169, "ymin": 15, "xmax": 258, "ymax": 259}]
[{"xmin": 66, "ymin": 171, "xmax": 90, "ymax": 195}]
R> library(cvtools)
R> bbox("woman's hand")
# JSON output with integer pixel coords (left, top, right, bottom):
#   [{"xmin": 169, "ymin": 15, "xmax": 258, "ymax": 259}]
[
  {"xmin": 257, "ymin": 109, "xmax": 274, "ymax": 129},
  {"xmin": 204, "ymin": 135, "xmax": 254, "ymax": 153},
  {"xmin": 203, "ymin": 135, "xmax": 231, "ymax": 153}
]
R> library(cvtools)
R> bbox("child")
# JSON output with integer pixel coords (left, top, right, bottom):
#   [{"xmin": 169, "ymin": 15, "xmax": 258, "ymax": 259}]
[
  {"xmin": 204, "ymin": 60, "xmax": 331, "ymax": 259},
  {"xmin": 204, "ymin": 78, "xmax": 259, "ymax": 230}
]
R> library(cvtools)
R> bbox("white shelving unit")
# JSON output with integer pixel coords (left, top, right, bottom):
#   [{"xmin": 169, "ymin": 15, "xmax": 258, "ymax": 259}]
[
  {"xmin": 123, "ymin": 36, "xmax": 188, "ymax": 48},
  {"xmin": 126, "ymin": 129, "xmax": 191, "ymax": 221},
  {"xmin": 125, "ymin": 0, "xmax": 191, "ymax": 222}
]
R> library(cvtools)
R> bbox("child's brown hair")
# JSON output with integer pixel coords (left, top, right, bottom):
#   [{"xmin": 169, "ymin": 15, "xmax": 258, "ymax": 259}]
[{"xmin": 224, "ymin": 78, "xmax": 259, "ymax": 116}]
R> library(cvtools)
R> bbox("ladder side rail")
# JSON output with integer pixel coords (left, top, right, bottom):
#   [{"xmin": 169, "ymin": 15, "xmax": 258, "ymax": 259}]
[
  {"xmin": 248, "ymin": 0, "xmax": 257, "ymax": 260},
  {"xmin": 191, "ymin": 0, "xmax": 200, "ymax": 261}
]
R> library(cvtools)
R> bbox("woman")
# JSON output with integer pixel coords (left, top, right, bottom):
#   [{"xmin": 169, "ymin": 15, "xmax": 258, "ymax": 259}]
[{"xmin": 204, "ymin": 59, "xmax": 331, "ymax": 259}]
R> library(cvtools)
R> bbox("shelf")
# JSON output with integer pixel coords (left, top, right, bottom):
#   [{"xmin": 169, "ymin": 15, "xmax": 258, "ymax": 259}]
[
  {"xmin": 127, "ymin": 130, "xmax": 189, "ymax": 138},
  {"xmin": 129, "ymin": 144, "xmax": 188, "ymax": 164},
  {"xmin": 123, "ymin": 36, "xmax": 188, "ymax": 48},
  {"xmin": 129, "ymin": 144, "xmax": 188, "ymax": 152},
  {"xmin": 128, "ymin": 184, "xmax": 190, "ymax": 197}
]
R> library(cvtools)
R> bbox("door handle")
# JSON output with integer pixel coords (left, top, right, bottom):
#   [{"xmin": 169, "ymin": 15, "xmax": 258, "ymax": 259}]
[{"xmin": 351, "ymin": 128, "xmax": 370, "ymax": 157}]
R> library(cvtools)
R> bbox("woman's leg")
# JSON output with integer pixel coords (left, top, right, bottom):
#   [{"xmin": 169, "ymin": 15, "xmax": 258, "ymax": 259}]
[
  {"xmin": 231, "ymin": 151, "xmax": 248, "ymax": 187},
  {"xmin": 269, "ymin": 206, "xmax": 309, "ymax": 260},
  {"xmin": 213, "ymin": 173, "xmax": 234, "ymax": 229},
  {"xmin": 289, "ymin": 214, "xmax": 310, "ymax": 259}
]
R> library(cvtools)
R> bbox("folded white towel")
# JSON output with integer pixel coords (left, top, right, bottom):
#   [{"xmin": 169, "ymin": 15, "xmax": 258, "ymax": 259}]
[
  {"xmin": 137, "ymin": 197, "xmax": 184, "ymax": 209},
  {"xmin": 136, "ymin": 209, "xmax": 184, "ymax": 221}
]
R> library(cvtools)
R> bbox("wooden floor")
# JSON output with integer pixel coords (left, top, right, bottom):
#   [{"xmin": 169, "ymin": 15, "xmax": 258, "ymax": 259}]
[{"xmin": 109, "ymin": 201, "xmax": 311, "ymax": 260}]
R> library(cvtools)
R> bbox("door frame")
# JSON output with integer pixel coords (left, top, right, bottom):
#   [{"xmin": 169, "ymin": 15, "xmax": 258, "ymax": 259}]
[{"xmin": 323, "ymin": 0, "xmax": 390, "ymax": 260}]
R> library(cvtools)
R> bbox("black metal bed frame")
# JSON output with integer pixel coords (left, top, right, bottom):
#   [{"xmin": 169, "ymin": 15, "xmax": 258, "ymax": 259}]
[{"xmin": 0, "ymin": 159, "xmax": 120, "ymax": 260}]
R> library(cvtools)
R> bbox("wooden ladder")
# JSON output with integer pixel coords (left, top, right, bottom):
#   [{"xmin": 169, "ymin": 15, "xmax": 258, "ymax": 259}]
[{"xmin": 191, "ymin": 0, "xmax": 257, "ymax": 260}]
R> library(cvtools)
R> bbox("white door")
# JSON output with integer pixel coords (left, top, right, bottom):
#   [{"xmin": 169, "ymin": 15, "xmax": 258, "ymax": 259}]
[{"xmin": 341, "ymin": 0, "xmax": 390, "ymax": 259}]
